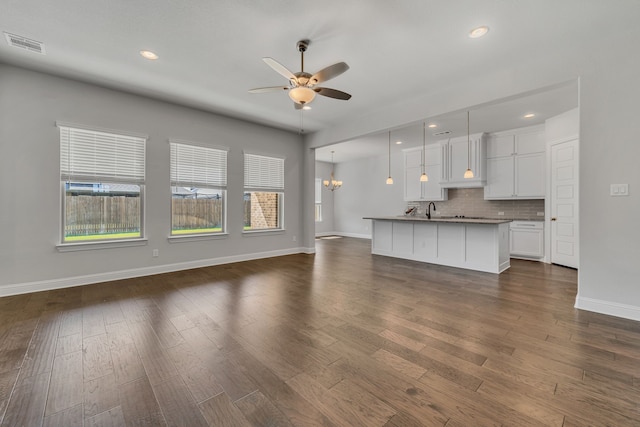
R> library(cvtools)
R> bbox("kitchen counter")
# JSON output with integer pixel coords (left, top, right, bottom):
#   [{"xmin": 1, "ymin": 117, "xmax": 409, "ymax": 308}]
[
  {"xmin": 364, "ymin": 216, "xmax": 512, "ymax": 225},
  {"xmin": 364, "ymin": 216, "xmax": 511, "ymax": 274}
]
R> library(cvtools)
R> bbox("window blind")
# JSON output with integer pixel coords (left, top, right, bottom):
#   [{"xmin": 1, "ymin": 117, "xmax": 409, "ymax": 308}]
[
  {"xmin": 59, "ymin": 125, "xmax": 146, "ymax": 183},
  {"xmin": 244, "ymin": 153, "xmax": 284, "ymax": 191},
  {"xmin": 170, "ymin": 141, "xmax": 227, "ymax": 188}
]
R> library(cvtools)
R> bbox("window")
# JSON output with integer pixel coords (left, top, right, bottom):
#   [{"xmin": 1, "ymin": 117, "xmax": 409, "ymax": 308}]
[
  {"xmin": 59, "ymin": 123, "xmax": 146, "ymax": 243},
  {"xmin": 170, "ymin": 141, "xmax": 227, "ymax": 235},
  {"xmin": 244, "ymin": 153, "xmax": 284, "ymax": 231},
  {"xmin": 315, "ymin": 178, "xmax": 322, "ymax": 222}
]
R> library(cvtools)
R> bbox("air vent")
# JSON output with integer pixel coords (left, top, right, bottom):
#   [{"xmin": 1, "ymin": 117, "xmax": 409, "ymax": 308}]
[
  {"xmin": 433, "ymin": 130, "xmax": 451, "ymax": 136},
  {"xmin": 4, "ymin": 32, "xmax": 46, "ymax": 55}
]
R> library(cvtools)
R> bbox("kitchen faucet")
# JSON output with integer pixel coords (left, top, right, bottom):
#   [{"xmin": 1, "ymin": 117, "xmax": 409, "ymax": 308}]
[{"xmin": 427, "ymin": 202, "xmax": 436, "ymax": 219}]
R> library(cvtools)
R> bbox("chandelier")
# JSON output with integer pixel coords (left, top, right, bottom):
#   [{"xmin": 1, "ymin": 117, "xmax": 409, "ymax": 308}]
[{"xmin": 323, "ymin": 151, "xmax": 343, "ymax": 191}]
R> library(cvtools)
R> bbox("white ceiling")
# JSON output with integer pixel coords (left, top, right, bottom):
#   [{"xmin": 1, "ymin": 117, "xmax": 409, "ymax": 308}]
[
  {"xmin": 0, "ymin": 1, "xmax": 634, "ymax": 151},
  {"xmin": 316, "ymin": 80, "xmax": 578, "ymax": 162}
]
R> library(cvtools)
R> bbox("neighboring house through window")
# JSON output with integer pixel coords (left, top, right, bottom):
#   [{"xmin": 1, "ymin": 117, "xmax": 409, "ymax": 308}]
[
  {"xmin": 58, "ymin": 123, "xmax": 146, "ymax": 243},
  {"xmin": 170, "ymin": 140, "xmax": 228, "ymax": 235},
  {"xmin": 243, "ymin": 152, "xmax": 284, "ymax": 231}
]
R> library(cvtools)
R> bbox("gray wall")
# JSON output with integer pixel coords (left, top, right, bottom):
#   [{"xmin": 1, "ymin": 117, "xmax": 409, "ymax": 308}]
[
  {"xmin": 332, "ymin": 154, "xmax": 406, "ymax": 238},
  {"xmin": 303, "ymin": 27, "xmax": 640, "ymax": 320},
  {"xmin": 0, "ymin": 64, "xmax": 304, "ymax": 294},
  {"xmin": 314, "ymin": 161, "xmax": 335, "ymax": 235}
]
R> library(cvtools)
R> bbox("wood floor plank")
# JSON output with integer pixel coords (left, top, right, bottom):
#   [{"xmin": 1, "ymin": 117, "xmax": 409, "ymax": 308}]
[
  {"xmin": 152, "ymin": 375, "xmax": 209, "ymax": 427},
  {"xmin": 286, "ymin": 372, "xmax": 396, "ymax": 427},
  {"xmin": 234, "ymin": 390, "xmax": 295, "ymax": 427},
  {"xmin": 1, "ymin": 372, "xmax": 50, "ymax": 427},
  {"xmin": 84, "ymin": 373, "xmax": 119, "ymax": 418},
  {"xmin": 118, "ymin": 377, "xmax": 166, "ymax": 426},
  {"xmin": 0, "ymin": 369, "xmax": 19, "ymax": 424},
  {"xmin": 198, "ymin": 392, "xmax": 251, "ymax": 427},
  {"xmin": 45, "ymin": 350, "xmax": 83, "ymax": 416},
  {"xmin": 42, "ymin": 403, "xmax": 83, "ymax": 427},
  {"xmin": 372, "ymin": 348, "xmax": 427, "ymax": 379},
  {"xmin": 1, "ymin": 238, "xmax": 640, "ymax": 425},
  {"xmin": 82, "ymin": 305, "xmax": 106, "ymax": 338},
  {"xmin": 18, "ymin": 312, "xmax": 61, "ymax": 379},
  {"xmin": 83, "ymin": 334, "xmax": 113, "ymax": 382},
  {"xmin": 164, "ymin": 343, "xmax": 224, "ymax": 403},
  {"xmin": 55, "ymin": 332, "xmax": 82, "ymax": 356},
  {"xmin": 85, "ymin": 406, "xmax": 126, "ymax": 427}
]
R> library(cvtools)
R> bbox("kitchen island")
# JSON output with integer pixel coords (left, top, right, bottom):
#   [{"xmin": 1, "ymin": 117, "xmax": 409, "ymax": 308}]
[{"xmin": 364, "ymin": 216, "xmax": 512, "ymax": 273}]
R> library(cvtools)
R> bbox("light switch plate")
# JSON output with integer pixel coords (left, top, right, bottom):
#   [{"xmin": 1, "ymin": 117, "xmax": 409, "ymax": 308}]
[{"xmin": 610, "ymin": 184, "xmax": 629, "ymax": 196}]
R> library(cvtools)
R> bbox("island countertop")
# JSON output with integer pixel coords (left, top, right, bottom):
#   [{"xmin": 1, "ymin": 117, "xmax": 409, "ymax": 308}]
[{"xmin": 363, "ymin": 216, "xmax": 512, "ymax": 225}]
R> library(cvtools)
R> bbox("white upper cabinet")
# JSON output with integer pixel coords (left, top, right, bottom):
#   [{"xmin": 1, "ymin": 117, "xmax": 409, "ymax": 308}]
[
  {"xmin": 403, "ymin": 145, "xmax": 448, "ymax": 201},
  {"xmin": 440, "ymin": 133, "xmax": 487, "ymax": 188},
  {"xmin": 484, "ymin": 125, "xmax": 546, "ymax": 200}
]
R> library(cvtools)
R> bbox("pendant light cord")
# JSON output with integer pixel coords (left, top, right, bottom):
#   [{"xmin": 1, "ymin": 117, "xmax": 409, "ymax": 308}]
[
  {"xmin": 467, "ymin": 110, "xmax": 471, "ymax": 170},
  {"xmin": 388, "ymin": 131, "xmax": 391, "ymax": 175},
  {"xmin": 423, "ymin": 122, "xmax": 426, "ymax": 174}
]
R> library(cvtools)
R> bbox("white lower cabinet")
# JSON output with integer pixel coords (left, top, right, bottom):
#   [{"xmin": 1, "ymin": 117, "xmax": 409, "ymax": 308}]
[
  {"xmin": 370, "ymin": 219, "xmax": 511, "ymax": 274},
  {"xmin": 510, "ymin": 221, "xmax": 544, "ymax": 259}
]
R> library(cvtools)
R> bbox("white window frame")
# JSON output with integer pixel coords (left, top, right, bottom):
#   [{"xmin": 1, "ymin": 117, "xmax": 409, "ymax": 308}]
[
  {"xmin": 315, "ymin": 178, "xmax": 322, "ymax": 222},
  {"xmin": 57, "ymin": 122, "xmax": 147, "ymax": 249},
  {"xmin": 243, "ymin": 152, "xmax": 285, "ymax": 233},
  {"xmin": 169, "ymin": 140, "xmax": 228, "ymax": 239}
]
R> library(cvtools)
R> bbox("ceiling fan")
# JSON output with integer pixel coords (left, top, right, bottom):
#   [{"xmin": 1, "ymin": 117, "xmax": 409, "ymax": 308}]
[{"xmin": 249, "ymin": 40, "xmax": 351, "ymax": 110}]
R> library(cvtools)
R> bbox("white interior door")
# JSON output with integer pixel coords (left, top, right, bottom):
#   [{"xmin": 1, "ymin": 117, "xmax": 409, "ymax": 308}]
[{"xmin": 550, "ymin": 139, "xmax": 579, "ymax": 268}]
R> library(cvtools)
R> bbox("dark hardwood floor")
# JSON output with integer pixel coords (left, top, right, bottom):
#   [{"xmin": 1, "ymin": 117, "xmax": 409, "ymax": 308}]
[{"xmin": 1, "ymin": 237, "xmax": 639, "ymax": 426}]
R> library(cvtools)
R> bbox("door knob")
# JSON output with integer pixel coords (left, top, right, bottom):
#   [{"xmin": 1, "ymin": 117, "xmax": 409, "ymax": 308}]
[{"xmin": 551, "ymin": 217, "xmax": 557, "ymax": 221}]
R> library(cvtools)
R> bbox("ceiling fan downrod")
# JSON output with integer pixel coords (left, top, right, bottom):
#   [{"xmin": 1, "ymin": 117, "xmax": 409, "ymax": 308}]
[{"xmin": 297, "ymin": 40, "xmax": 309, "ymax": 74}]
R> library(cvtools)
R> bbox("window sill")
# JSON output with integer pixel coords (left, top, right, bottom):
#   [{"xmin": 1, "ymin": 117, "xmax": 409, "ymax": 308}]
[
  {"xmin": 168, "ymin": 233, "xmax": 229, "ymax": 243},
  {"xmin": 57, "ymin": 238, "xmax": 148, "ymax": 252},
  {"xmin": 242, "ymin": 229, "xmax": 285, "ymax": 236}
]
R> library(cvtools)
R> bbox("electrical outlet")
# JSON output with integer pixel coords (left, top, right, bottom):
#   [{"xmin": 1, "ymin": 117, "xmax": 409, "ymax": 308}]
[
  {"xmin": 152, "ymin": 249, "xmax": 159, "ymax": 257},
  {"xmin": 610, "ymin": 184, "xmax": 629, "ymax": 196}
]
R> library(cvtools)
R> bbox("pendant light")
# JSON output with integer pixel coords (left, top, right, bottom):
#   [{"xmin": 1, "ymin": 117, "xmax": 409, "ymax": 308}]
[
  {"xmin": 420, "ymin": 121, "xmax": 429, "ymax": 182},
  {"xmin": 464, "ymin": 110, "xmax": 474, "ymax": 179},
  {"xmin": 323, "ymin": 151, "xmax": 343, "ymax": 191},
  {"xmin": 386, "ymin": 131, "xmax": 394, "ymax": 185}
]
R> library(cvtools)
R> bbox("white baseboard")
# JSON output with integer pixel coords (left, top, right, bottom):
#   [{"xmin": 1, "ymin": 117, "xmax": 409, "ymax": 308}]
[
  {"xmin": 0, "ymin": 247, "xmax": 308, "ymax": 297},
  {"xmin": 315, "ymin": 231, "xmax": 372, "ymax": 240},
  {"xmin": 575, "ymin": 296, "xmax": 640, "ymax": 322}
]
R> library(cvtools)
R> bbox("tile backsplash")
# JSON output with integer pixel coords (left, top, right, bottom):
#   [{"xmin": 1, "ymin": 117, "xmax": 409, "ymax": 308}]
[{"xmin": 408, "ymin": 188, "xmax": 544, "ymax": 220}]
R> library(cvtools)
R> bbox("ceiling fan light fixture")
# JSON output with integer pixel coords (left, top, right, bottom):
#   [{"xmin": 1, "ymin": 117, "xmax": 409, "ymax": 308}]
[
  {"xmin": 469, "ymin": 26, "xmax": 489, "ymax": 39},
  {"xmin": 289, "ymin": 86, "xmax": 316, "ymax": 105},
  {"xmin": 139, "ymin": 50, "xmax": 158, "ymax": 60}
]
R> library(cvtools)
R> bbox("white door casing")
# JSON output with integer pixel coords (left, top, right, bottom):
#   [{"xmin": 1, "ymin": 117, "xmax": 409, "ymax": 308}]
[{"xmin": 550, "ymin": 139, "xmax": 579, "ymax": 268}]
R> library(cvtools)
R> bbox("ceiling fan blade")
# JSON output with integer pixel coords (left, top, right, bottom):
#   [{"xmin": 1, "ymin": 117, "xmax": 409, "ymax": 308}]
[
  {"xmin": 309, "ymin": 62, "xmax": 349, "ymax": 85},
  {"xmin": 248, "ymin": 86, "xmax": 289, "ymax": 93},
  {"xmin": 262, "ymin": 57, "xmax": 297, "ymax": 82},
  {"xmin": 314, "ymin": 87, "xmax": 352, "ymax": 100}
]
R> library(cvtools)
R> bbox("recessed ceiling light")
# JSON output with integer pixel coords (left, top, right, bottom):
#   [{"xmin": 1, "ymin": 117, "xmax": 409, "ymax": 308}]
[
  {"xmin": 428, "ymin": 124, "xmax": 437, "ymax": 128},
  {"xmin": 140, "ymin": 50, "xmax": 159, "ymax": 60},
  {"xmin": 523, "ymin": 113, "xmax": 535, "ymax": 119},
  {"xmin": 395, "ymin": 140, "xmax": 403, "ymax": 145},
  {"xmin": 469, "ymin": 26, "xmax": 489, "ymax": 39}
]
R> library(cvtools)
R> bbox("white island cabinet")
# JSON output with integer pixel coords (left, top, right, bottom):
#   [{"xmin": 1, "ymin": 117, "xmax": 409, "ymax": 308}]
[{"xmin": 365, "ymin": 216, "xmax": 512, "ymax": 274}]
